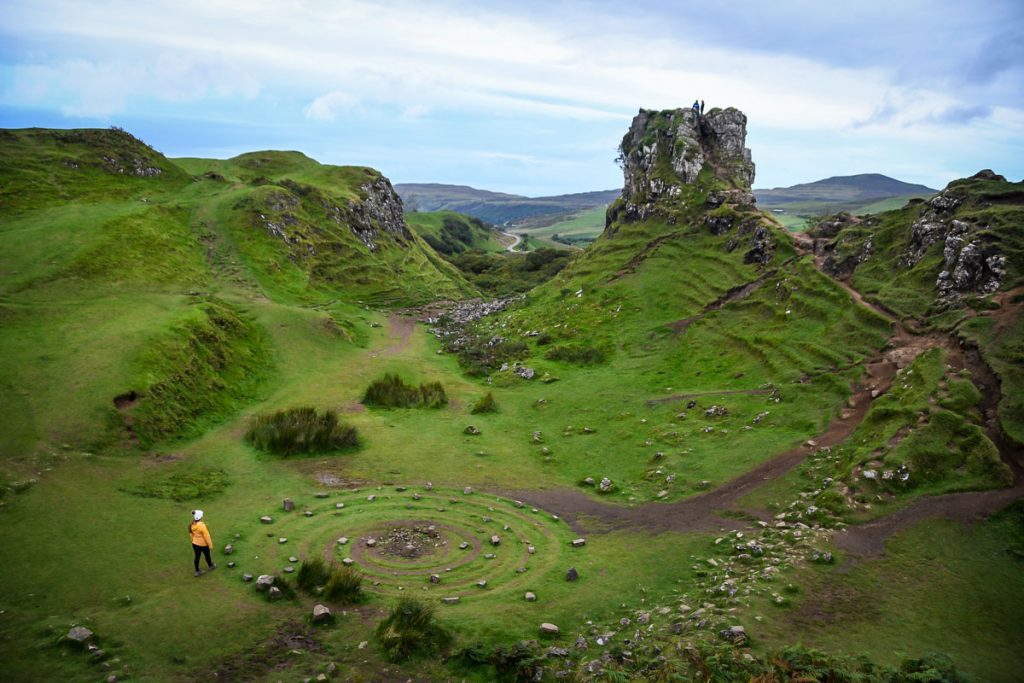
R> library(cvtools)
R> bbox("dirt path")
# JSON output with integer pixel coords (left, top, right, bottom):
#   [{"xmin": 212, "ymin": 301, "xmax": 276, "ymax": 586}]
[{"xmin": 368, "ymin": 313, "xmax": 416, "ymax": 358}]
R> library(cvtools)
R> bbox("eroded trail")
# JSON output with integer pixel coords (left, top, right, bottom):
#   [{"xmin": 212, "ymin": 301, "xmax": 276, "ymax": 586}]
[{"xmin": 509, "ymin": 249, "xmax": 1024, "ymax": 557}]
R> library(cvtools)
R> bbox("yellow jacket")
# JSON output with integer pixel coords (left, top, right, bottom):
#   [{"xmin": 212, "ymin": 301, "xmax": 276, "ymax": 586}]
[{"xmin": 190, "ymin": 521, "xmax": 213, "ymax": 548}]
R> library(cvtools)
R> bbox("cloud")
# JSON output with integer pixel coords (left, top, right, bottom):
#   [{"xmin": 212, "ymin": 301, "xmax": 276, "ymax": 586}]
[
  {"xmin": 305, "ymin": 91, "xmax": 361, "ymax": 121},
  {"xmin": 924, "ymin": 104, "xmax": 993, "ymax": 125},
  {"xmin": 3, "ymin": 51, "xmax": 260, "ymax": 118}
]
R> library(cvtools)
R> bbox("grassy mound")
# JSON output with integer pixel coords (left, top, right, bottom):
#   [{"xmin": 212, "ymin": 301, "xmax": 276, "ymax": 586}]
[
  {"xmin": 246, "ymin": 407, "xmax": 358, "ymax": 456},
  {"xmin": 376, "ymin": 598, "xmax": 451, "ymax": 661},
  {"xmin": 362, "ymin": 373, "xmax": 448, "ymax": 408}
]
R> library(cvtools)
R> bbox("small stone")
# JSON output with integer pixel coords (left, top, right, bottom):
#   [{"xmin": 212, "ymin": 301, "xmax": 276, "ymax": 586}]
[
  {"xmin": 260, "ymin": 516, "xmax": 273, "ymax": 524},
  {"xmin": 528, "ymin": 546, "xmax": 536, "ymax": 554},
  {"xmin": 66, "ymin": 626, "xmax": 93, "ymax": 643},
  {"xmin": 566, "ymin": 567, "xmax": 579, "ymax": 582},
  {"xmin": 335, "ymin": 503, "xmax": 345, "ymax": 509},
  {"xmin": 477, "ymin": 580, "xmax": 487, "ymax": 588},
  {"xmin": 365, "ymin": 538, "xmax": 376, "ymax": 547},
  {"xmin": 227, "ymin": 561, "xmax": 236, "ymax": 568},
  {"xmin": 412, "ymin": 493, "xmax": 421, "ymax": 501},
  {"xmin": 464, "ymin": 425, "xmax": 481, "ymax": 435},
  {"xmin": 395, "ymin": 485, "xmax": 407, "ymax": 492},
  {"xmin": 525, "ymin": 591, "xmax": 537, "ymax": 602},
  {"xmin": 268, "ymin": 586, "xmax": 283, "ymax": 601},
  {"xmin": 278, "ymin": 537, "xmax": 287, "ymax": 544},
  {"xmin": 425, "ymin": 482, "xmax": 433, "ymax": 490},
  {"xmin": 485, "ymin": 553, "xmax": 496, "ymax": 559},
  {"xmin": 289, "ymin": 556, "xmax": 298, "ymax": 563},
  {"xmin": 337, "ymin": 537, "xmax": 349, "ymax": 545},
  {"xmin": 304, "ymin": 510, "xmax": 313, "ymax": 517},
  {"xmin": 312, "ymin": 604, "xmax": 331, "ymax": 623},
  {"xmin": 283, "ymin": 566, "xmax": 294, "ymax": 573},
  {"xmin": 242, "ymin": 573, "xmax": 253, "ymax": 582},
  {"xmin": 224, "ymin": 544, "xmax": 234, "ymax": 555},
  {"xmin": 571, "ymin": 538, "xmax": 586, "ymax": 548},
  {"xmin": 367, "ymin": 495, "xmax": 376, "ymax": 502},
  {"xmin": 442, "ymin": 597, "xmax": 460, "ymax": 605},
  {"xmin": 342, "ymin": 558, "xmax": 354, "ymax": 566},
  {"xmin": 429, "ymin": 574, "xmax": 440, "ymax": 584},
  {"xmin": 490, "ymin": 535, "xmax": 501, "ymax": 546},
  {"xmin": 540, "ymin": 623, "xmax": 560, "ymax": 636},
  {"xmin": 463, "ymin": 486, "xmax": 473, "ymax": 495},
  {"xmin": 315, "ymin": 492, "xmax": 328, "ymax": 498},
  {"xmin": 459, "ymin": 542, "xmax": 469, "ymax": 550},
  {"xmin": 283, "ymin": 499, "xmax": 294, "ymax": 512}
]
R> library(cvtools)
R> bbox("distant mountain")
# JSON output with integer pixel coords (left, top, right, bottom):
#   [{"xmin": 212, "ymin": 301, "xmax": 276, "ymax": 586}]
[
  {"xmin": 755, "ymin": 173, "xmax": 938, "ymax": 205},
  {"xmin": 753, "ymin": 173, "xmax": 939, "ymax": 230},
  {"xmin": 395, "ymin": 182, "xmax": 620, "ymax": 225}
]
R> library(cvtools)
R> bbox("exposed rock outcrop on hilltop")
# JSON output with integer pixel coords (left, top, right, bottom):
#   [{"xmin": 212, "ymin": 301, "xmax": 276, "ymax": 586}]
[
  {"xmin": 613, "ymin": 107, "xmax": 755, "ymax": 223},
  {"xmin": 818, "ymin": 170, "xmax": 1020, "ymax": 308},
  {"xmin": 603, "ymin": 106, "xmax": 774, "ymax": 266}
]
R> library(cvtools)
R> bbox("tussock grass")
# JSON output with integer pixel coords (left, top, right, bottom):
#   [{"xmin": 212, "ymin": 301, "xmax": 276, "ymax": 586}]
[
  {"xmin": 297, "ymin": 556, "xmax": 364, "ymax": 604},
  {"xmin": 245, "ymin": 407, "xmax": 358, "ymax": 456},
  {"xmin": 470, "ymin": 392, "xmax": 497, "ymax": 414},
  {"xmin": 376, "ymin": 598, "xmax": 451, "ymax": 661},
  {"xmin": 362, "ymin": 373, "xmax": 448, "ymax": 408}
]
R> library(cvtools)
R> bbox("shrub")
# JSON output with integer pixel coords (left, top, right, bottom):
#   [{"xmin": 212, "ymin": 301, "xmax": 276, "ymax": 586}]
[
  {"xmin": 470, "ymin": 392, "xmax": 497, "ymax": 414},
  {"xmin": 246, "ymin": 407, "xmax": 358, "ymax": 456},
  {"xmin": 544, "ymin": 344, "xmax": 608, "ymax": 365},
  {"xmin": 375, "ymin": 598, "xmax": 451, "ymax": 661},
  {"xmin": 296, "ymin": 556, "xmax": 332, "ymax": 593},
  {"xmin": 324, "ymin": 566, "xmax": 364, "ymax": 604},
  {"xmin": 362, "ymin": 373, "xmax": 448, "ymax": 408}
]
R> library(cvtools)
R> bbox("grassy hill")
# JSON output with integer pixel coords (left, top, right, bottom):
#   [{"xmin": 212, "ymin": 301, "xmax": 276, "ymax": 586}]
[
  {"xmin": 404, "ymin": 210, "xmax": 506, "ymax": 255},
  {"xmin": 1, "ymin": 123, "xmax": 1021, "ymax": 682},
  {"xmin": 755, "ymin": 173, "xmax": 938, "ymax": 230}
]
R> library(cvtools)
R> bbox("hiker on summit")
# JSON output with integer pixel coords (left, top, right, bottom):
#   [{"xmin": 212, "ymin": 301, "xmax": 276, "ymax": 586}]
[
  {"xmin": 692, "ymin": 99, "xmax": 700, "ymax": 113},
  {"xmin": 189, "ymin": 509, "xmax": 216, "ymax": 577},
  {"xmin": 700, "ymin": 99, "xmax": 705, "ymax": 115}
]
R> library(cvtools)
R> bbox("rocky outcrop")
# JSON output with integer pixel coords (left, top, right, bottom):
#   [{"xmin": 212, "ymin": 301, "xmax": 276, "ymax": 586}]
[
  {"xmin": 345, "ymin": 176, "xmax": 411, "ymax": 251},
  {"xmin": 900, "ymin": 186, "xmax": 1006, "ymax": 304},
  {"xmin": 614, "ymin": 107, "xmax": 755, "ymax": 223}
]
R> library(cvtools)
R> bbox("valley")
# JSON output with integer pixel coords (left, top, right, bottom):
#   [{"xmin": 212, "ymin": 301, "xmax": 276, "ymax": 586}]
[{"xmin": 0, "ymin": 110, "xmax": 1022, "ymax": 683}]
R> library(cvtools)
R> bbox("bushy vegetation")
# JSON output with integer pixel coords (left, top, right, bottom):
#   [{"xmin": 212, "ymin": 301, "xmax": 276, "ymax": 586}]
[
  {"xmin": 454, "ymin": 336, "xmax": 529, "ymax": 377},
  {"xmin": 470, "ymin": 392, "xmax": 497, "ymax": 414},
  {"xmin": 245, "ymin": 406, "xmax": 358, "ymax": 456},
  {"xmin": 375, "ymin": 598, "xmax": 451, "ymax": 661},
  {"xmin": 362, "ymin": 373, "xmax": 448, "ymax": 408},
  {"xmin": 297, "ymin": 556, "xmax": 365, "ymax": 604},
  {"xmin": 543, "ymin": 343, "xmax": 608, "ymax": 365}
]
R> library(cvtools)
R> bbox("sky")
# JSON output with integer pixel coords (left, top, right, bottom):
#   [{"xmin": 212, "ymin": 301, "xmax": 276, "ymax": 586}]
[{"xmin": 1, "ymin": 0, "xmax": 1022, "ymax": 196}]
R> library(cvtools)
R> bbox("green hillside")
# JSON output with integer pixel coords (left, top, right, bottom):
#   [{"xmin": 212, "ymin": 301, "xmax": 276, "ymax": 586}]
[
  {"xmin": 1, "ymin": 121, "xmax": 1021, "ymax": 682},
  {"xmin": 396, "ymin": 182, "xmax": 619, "ymax": 225},
  {"xmin": 404, "ymin": 210, "xmax": 506, "ymax": 254}
]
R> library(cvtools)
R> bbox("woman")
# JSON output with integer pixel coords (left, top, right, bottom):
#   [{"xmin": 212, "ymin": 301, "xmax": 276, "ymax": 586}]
[{"xmin": 189, "ymin": 510, "xmax": 216, "ymax": 577}]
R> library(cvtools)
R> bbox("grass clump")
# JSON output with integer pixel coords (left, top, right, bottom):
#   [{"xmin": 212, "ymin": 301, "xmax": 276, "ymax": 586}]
[
  {"xmin": 267, "ymin": 574, "xmax": 297, "ymax": 601},
  {"xmin": 362, "ymin": 373, "xmax": 447, "ymax": 408},
  {"xmin": 470, "ymin": 392, "xmax": 497, "ymax": 414},
  {"xmin": 375, "ymin": 597, "xmax": 451, "ymax": 661},
  {"xmin": 296, "ymin": 556, "xmax": 364, "ymax": 604},
  {"xmin": 543, "ymin": 344, "xmax": 608, "ymax": 365},
  {"xmin": 122, "ymin": 466, "xmax": 229, "ymax": 501},
  {"xmin": 246, "ymin": 407, "xmax": 358, "ymax": 456}
]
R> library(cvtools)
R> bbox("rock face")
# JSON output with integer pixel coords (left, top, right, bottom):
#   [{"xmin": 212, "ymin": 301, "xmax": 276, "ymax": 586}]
[{"xmin": 613, "ymin": 107, "xmax": 755, "ymax": 223}]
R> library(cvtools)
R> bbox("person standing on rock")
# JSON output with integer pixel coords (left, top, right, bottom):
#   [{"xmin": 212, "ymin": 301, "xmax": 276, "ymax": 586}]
[
  {"xmin": 700, "ymin": 99, "xmax": 705, "ymax": 115},
  {"xmin": 692, "ymin": 99, "xmax": 700, "ymax": 114},
  {"xmin": 189, "ymin": 510, "xmax": 215, "ymax": 577}
]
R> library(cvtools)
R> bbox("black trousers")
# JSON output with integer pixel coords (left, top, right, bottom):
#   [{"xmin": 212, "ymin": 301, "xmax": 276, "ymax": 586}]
[{"xmin": 193, "ymin": 543, "xmax": 213, "ymax": 571}]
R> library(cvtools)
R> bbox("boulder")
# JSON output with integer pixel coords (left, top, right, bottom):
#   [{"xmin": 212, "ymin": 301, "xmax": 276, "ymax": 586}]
[
  {"xmin": 255, "ymin": 574, "xmax": 274, "ymax": 591},
  {"xmin": 66, "ymin": 626, "xmax": 93, "ymax": 643},
  {"xmin": 540, "ymin": 623, "xmax": 560, "ymax": 636},
  {"xmin": 312, "ymin": 604, "xmax": 332, "ymax": 623}
]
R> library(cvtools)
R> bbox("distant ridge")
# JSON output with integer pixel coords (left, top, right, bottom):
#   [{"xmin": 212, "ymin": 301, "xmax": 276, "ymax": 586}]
[
  {"xmin": 755, "ymin": 173, "xmax": 937, "ymax": 205},
  {"xmin": 395, "ymin": 182, "xmax": 620, "ymax": 225}
]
